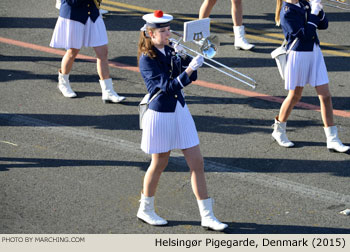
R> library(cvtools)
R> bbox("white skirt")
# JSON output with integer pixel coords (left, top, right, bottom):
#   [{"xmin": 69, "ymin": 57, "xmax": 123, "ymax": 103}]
[
  {"xmin": 50, "ymin": 16, "xmax": 108, "ymax": 50},
  {"xmin": 284, "ymin": 44, "xmax": 329, "ymax": 90},
  {"xmin": 141, "ymin": 102, "xmax": 200, "ymax": 154}
]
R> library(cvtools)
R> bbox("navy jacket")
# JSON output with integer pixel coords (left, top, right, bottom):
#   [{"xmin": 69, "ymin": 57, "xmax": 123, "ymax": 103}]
[
  {"xmin": 59, "ymin": 0, "xmax": 100, "ymax": 24},
  {"xmin": 139, "ymin": 46, "xmax": 197, "ymax": 113},
  {"xmin": 280, "ymin": 0, "xmax": 328, "ymax": 51}
]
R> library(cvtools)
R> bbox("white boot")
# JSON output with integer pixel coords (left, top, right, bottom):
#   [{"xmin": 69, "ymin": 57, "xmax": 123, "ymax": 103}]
[
  {"xmin": 197, "ymin": 198, "xmax": 228, "ymax": 231},
  {"xmin": 99, "ymin": 78, "xmax": 126, "ymax": 103},
  {"xmin": 324, "ymin": 126, "xmax": 350, "ymax": 153},
  {"xmin": 58, "ymin": 71, "xmax": 77, "ymax": 98},
  {"xmin": 233, "ymin": 26, "xmax": 255, "ymax": 51},
  {"xmin": 137, "ymin": 194, "xmax": 168, "ymax": 226},
  {"xmin": 272, "ymin": 117, "xmax": 294, "ymax": 147}
]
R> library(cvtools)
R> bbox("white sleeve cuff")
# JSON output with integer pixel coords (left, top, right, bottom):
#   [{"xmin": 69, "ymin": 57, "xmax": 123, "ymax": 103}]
[
  {"xmin": 177, "ymin": 76, "xmax": 184, "ymax": 87},
  {"xmin": 307, "ymin": 21, "xmax": 318, "ymax": 28}
]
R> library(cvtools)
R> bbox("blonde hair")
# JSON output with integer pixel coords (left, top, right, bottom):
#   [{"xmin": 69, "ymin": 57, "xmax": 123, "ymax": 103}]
[
  {"xmin": 137, "ymin": 27, "xmax": 157, "ymax": 64},
  {"xmin": 275, "ymin": 0, "xmax": 283, "ymax": 26}
]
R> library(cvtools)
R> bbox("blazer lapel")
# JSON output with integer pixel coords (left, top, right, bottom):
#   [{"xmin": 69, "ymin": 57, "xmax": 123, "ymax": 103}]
[
  {"xmin": 154, "ymin": 47, "xmax": 170, "ymax": 66},
  {"xmin": 285, "ymin": 1, "xmax": 306, "ymax": 15}
]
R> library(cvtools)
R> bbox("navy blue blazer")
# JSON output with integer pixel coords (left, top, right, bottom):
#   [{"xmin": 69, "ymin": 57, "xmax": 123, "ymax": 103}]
[
  {"xmin": 280, "ymin": 0, "xmax": 328, "ymax": 51},
  {"xmin": 139, "ymin": 46, "xmax": 197, "ymax": 113},
  {"xmin": 59, "ymin": 0, "xmax": 100, "ymax": 24}
]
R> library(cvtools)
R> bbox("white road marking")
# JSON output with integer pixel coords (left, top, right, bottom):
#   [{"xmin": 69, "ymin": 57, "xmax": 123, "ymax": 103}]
[{"xmin": 0, "ymin": 140, "xmax": 18, "ymax": 146}]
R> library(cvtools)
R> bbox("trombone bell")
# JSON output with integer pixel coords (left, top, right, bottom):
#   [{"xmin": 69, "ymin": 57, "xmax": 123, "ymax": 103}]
[{"xmin": 197, "ymin": 36, "xmax": 218, "ymax": 59}]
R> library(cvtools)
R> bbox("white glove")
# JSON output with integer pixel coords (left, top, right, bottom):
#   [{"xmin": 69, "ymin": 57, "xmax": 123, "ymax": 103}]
[
  {"xmin": 55, "ymin": 0, "xmax": 61, "ymax": 9},
  {"xmin": 310, "ymin": 0, "xmax": 323, "ymax": 15},
  {"xmin": 174, "ymin": 43, "xmax": 186, "ymax": 56},
  {"xmin": 189, "ymin": 55, "xmax": 204, "ymax": 71}
]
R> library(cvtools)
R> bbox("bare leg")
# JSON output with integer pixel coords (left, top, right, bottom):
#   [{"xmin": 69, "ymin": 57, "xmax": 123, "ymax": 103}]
[
  {"xmin": 93, "ymin": 44, "xmax": 110, "ymax": 80},
  {"xmin": 184, "ymin": 146, "xmax": 227, "ymax": 231},
  {"xmin": 61, "ymin": 48, "xmax": 80, "ymax": 74},
  {"xmin": 231, "ymin": 0, "xmax": 243, "ymax": 26},
  {"xmin": 316, "ymin": 84, "xmax": 334, "ymax": 127},
  {"xmin": 95, "ymin": 44, "xmax": 125, "ymax": 102},
  {"xmin": 182, "ymin": 145, "xmax": 208, "ymax": 200},
  {"xmin": 142, "ymin": 151, "xmax": 171, "ymax": 197},
  {"xmin": 199, "ymin": 0, "xmax": 217, "ymax": 19},
  {"xmin": 278, "ymin": 86, "xmax": 304, "ymax": 122}
]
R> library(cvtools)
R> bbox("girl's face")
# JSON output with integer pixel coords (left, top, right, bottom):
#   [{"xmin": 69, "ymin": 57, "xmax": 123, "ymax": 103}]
[{"xmin": 149, "ymin": 26, "xmax": 171, "ymax": 48}]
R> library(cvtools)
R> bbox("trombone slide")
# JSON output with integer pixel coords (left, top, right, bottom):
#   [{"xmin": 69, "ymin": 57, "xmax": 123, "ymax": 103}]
[{"xmin": 169, "ymin": 36, "xmax": 257, "ymax": 89}]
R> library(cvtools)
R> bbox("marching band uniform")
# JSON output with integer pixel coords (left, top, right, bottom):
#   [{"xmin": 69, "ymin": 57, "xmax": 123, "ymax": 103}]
[
  {"xmin": 139, "ymin": 45, "xmax": 199, "ymax": 154},
  {"xmin": 51, "ymin": 0, "xmax": 104, "ymax": 50},
  {"xmin": 136, "ymin": 10, "xmax": 228, "ymax": 231},
  {"xmin": 272, "ymin": 0, "xmax": 349, "ymax": 153},
  {"xmin": 50, "ymin": 0, "xmax": 125, "ymax": 102},
  {"xmin": 281, "ymin": 0, "xmax": 328, "ymax": 90}
]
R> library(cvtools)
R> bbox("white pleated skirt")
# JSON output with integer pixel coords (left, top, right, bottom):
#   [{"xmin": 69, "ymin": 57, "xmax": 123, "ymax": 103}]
[
  {"xmin": 141, "ymin": 102, "xmax": 200, "ymax": 154},
  {"xmin": 284, "ymin": 44, "xmax": 329, "ymax": 90},
  {"xmin": 50, "ymin": 16, "xmax": 108, "ymax": 50}
]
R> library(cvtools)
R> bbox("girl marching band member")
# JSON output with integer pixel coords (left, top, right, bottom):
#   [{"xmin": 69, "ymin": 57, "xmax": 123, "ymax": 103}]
[
  {"xmin": 136, "ymin": 10, "xmax": 228, "ymax": 231},
  {"xmin": 50, "ymin": 0, "xmax": 125, "ymax": 103},
  {"xmin": 272, "ymin": 0, "xmax": 349, "ymax": 153}
]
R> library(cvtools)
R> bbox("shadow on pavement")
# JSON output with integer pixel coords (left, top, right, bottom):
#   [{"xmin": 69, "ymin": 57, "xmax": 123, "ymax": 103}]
[
  {"xmin": 0, "ymin": 157, "xmax": 148, "ymax": 172},
  {"xmin": 138, "ymin": 220, "xmax": 350, "ymax": 234},
  {"xmin": 224, "ymin": 221, "xmax": 350, "ymax": 234}
]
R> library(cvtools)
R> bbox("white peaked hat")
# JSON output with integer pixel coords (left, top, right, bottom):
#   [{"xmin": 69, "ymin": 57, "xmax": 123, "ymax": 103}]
[{"xmin": 142, "ymin": 10, "xmax": 173, "ymax": 28}]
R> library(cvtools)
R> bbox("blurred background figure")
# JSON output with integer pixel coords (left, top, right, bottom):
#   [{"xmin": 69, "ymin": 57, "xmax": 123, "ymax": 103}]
[{"xmin": 199, "ymin": 0, "xmax": 254, "ymax": 50}]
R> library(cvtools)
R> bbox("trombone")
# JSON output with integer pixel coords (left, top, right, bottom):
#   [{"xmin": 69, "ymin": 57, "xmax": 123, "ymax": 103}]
[
  {"xmin": 324, "ymin": 0, "xmax": 350, "ymax": 10},
  {"xmin": 169, "ymin": 30, "xmax": 257, "ymax": 89}
]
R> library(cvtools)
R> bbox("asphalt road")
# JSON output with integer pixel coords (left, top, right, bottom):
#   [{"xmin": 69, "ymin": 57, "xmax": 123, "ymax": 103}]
[{"xmin": 0, "ymin": 0, "xmax": 350, "ymax": 234}]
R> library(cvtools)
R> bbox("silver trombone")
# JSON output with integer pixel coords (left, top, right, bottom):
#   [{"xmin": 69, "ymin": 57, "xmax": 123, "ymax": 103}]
[
  {"xmin": 324, "ymin": 0, "xmax": 350, "ymax": 10},
  {"xmin": 169, "ymin": 30, "xmax": 257, "ymax": 89}
]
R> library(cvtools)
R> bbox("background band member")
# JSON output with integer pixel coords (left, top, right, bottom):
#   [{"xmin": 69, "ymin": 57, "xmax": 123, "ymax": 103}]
[
  {"xmin": 50, "ymin": 0, "xmax": 125, "ymax": 103},
  {"xmin": 273, "ymin": 0, "xmax": 349, "ymax": 153}
]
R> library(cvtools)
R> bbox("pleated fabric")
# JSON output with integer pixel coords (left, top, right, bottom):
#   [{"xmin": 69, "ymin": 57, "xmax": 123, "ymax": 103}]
[
  {"xmin": 141, "ymin": 102, "xmax": 200, "ymax": 154},
  {"xmin": 50, "ymin": 16, "xmax": 108, "ymax": 50},
  {"xmin": 284, "ymin": 44, "xmax": 329, "ymax": 90}
]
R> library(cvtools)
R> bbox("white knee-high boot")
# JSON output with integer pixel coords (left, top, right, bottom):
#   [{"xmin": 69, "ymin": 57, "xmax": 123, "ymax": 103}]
[
  {"xmin": 233, "ymin": 26, "xmax": 255, "ymax": 51},
  {"xmin": 99, "ymin": 78, "xmax": 126, "ymax": 103},
  {"xmin": 58, "ymin": 70, "xmax": 77, "ymax": 98},
  {"xmin": 272, "ymin": 117, "xmax": 294, "ymax": 147},
  {"xmin": 197, "ymin": 198, "xmax": 228, "ymax": 231},
  {"xmin": 137, "ymin": 193, "xmax": 168, "ymax": 226},
  {"xmin": 324, "ymin": 126, "xmax": 350, "ymax": 153}
]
